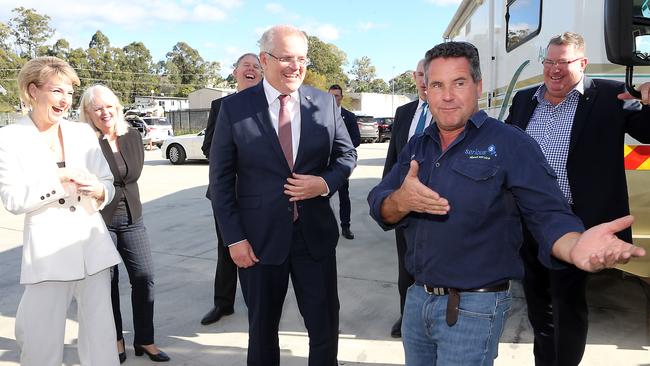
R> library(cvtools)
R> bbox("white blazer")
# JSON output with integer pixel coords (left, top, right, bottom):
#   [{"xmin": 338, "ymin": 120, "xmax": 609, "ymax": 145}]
[{"xmin": 0, "ymin": 116, "xmax": 121, "ymax": 284}]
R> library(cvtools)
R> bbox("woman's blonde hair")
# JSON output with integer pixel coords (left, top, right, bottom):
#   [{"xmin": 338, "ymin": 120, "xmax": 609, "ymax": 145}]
[
  {"xmin": 17, "ymin": 56, "xmax": 80, "ymax": 109},
  {"xmin": 79, "ymin": 84, "xmax": 129, "ymax": 137}
]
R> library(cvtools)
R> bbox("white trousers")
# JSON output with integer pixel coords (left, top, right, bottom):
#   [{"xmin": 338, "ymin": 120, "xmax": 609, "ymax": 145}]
[{"xmin": 15, "ymin": 269, "xmax": 119, "ymax": 366}]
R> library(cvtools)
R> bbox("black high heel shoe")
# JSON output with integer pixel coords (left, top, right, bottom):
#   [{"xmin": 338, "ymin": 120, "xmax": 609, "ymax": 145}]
[
  {"xmin": 133, "ymin": 344, "xmax": 170, "ymax": 362},
  {"xmin": 117, "ymin": 339, "xmax": 126, "ymax": 364}
]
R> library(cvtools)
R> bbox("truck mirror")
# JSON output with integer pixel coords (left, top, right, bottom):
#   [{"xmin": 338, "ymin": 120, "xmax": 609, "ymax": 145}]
[{"xmin": 604, "ymin": 0, "xmax": 650, "ymax": 97}]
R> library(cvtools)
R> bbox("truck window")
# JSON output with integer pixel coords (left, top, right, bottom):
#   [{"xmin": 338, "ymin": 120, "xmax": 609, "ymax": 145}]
[{"xmin": 505, "ymin": 0, "xmax": 542, "ymax": 52}]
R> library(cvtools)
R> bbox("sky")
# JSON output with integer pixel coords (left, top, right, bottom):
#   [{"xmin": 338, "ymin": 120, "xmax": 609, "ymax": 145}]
[{"xmin": 0, "ymin": 0, "xmax": 463, "ymax": 82}]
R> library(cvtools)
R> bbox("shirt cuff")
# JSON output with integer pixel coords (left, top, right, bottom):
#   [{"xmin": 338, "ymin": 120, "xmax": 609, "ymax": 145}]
[
  {"xmin": 228, "ymin": 239, "xmax": 247, "ymax": 247},
  {"xmin": 320, "ymin": 177, "xmax": 330, "ymax": 196}
]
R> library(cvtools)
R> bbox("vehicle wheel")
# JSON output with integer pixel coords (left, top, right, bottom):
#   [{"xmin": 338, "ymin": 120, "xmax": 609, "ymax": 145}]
[{"xmin": 168, "ymin": 144, "xmax": 186, "ymax": 165}]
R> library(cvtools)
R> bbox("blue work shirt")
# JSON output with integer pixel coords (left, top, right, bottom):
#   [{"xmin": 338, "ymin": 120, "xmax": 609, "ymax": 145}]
[{"xmin": 368, "ymin": 110, "xmax": 584, "ymax": 289}]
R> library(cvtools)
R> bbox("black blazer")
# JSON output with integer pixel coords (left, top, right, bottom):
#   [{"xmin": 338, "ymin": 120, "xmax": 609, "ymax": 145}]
[
  {"xmin": 383, "ymin": 99, "xmax": 419, "ymax": 177},
  {"xmin": 505, "ymin": 78, "xmax": 650, "ymax": 242},
  {"xmin": 99, "ymin": 128, "xmax": 145, "ymax": 224},
  {"xmin": 341, "ymin": 107, "xmax": 361, "ymax": 147},
  {"xmin": 202, "ymin": 96, "xmax": 227, "ymax": 159}
]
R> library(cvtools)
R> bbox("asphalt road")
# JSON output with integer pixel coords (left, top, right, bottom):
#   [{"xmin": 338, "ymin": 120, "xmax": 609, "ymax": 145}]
[{"xmin": 0, "ymin": 142, "xmax": 648, "ymax": 365}]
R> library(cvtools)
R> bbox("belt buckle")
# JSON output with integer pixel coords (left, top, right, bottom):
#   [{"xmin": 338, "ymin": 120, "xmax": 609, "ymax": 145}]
[{"xmin": 424, "ymin": 285, "xmax": 447, "ymax": 296}]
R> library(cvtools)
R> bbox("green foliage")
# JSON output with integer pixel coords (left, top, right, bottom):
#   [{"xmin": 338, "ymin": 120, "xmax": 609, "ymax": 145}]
[
  {"xmin": 390, "ymin": 70, "xmax": 416, "ymax": 94},
  {"xmin": 8, "ymin": 7, "xmax": 53, "ymax": 58},
  {"xmin": 306, "ymin": 35, "xmax": 348, "ymax": 88}
]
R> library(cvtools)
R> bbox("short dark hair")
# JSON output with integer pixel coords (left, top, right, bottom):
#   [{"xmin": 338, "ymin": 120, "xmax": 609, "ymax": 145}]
[
  {"xmin": 328, "ymin": 84, "xmax": 343, "ymax": 94},
  {"xmin": 424, "ymin": 42, "xmax": 482, "ymax": 84}
]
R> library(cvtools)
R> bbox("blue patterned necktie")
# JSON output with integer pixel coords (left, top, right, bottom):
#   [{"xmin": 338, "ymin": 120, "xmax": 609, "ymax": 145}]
[{"xmin": 414, "ymin": 102, "xmax": 428, "ymax": 135}]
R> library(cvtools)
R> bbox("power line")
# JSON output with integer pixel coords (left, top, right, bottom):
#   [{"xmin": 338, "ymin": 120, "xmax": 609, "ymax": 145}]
[{"xmin": 0, "ymin": 67, "xmax": 221, "ymax": 77}]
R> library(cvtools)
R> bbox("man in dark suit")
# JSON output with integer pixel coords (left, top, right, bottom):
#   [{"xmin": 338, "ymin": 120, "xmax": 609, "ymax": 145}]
[
  {"xmin": 200, "ymin": 53, "xmax": 261, "ymax": 325},
  {"xmin": 210, "ymin": 25, "xmax": 356, "ymax": 365},
  {"xmin": 505, "ymin": 32, "xmax": 650, "ymax": 366},
  {"xmin": 328, "ymin": 84, "xmax": 360, "ymax": 239},
  {"xmin": 382, "ymin": 58, "xmax": 431, "ymax": 338}
]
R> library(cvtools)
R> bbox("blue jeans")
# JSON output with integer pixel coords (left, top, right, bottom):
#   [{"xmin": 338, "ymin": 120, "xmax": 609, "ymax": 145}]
[{"xmin": 402, "ymin": 284, "xmax": 512, "ymax": 366}]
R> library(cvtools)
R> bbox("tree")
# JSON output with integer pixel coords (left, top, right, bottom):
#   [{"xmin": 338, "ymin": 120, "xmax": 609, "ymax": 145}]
[
  {"xmin": 40, "ymin": 38, "xmax": 71, "ymax": 59},
  {"xmin": 8, "ymin": 7, "xmax": 54, "ymax": 58},
  {"xmin": 165, "ymin": 42, "xmax": 209, "ymax": 96},
  {"xmin": 349, "ymin": 56, "xmax": 376, "ymax": 92},
  {"xmin": 306, "ymin": 35, "xmax": 348, "ymax": 89},
  {"xmin": 120, "ymin": 42, "xmax": 156, "ymax": 102},
  {"xmin": 390, "ymin": 70, "xmax": 416, "ymax": 94},
  {"xmin": 0, "ymin": 22, "xmax": 12, "ymax": 51},
  {"xmin": 368, "ymin": 78, "xmax": 389, "ymax": 93}
]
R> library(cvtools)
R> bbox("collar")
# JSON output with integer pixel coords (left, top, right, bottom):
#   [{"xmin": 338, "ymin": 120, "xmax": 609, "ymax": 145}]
[
  {"xmin": 263, "ymin": 79, "xmax": 300, "ymax": 105},
  {"xmin": 425, "ymin": 110, "xmax": 488, "ymax": 138},
  {"xmin": 417, "ymin": 98, "xmax": 428, "ymax": 109},
  {"xmin": 533, "ymin": 76, "xmax": 585, "ymax": 102}
]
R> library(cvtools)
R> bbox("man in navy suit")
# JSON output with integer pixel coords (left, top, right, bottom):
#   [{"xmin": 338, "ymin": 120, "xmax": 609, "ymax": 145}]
[
  {"xmin": 505, "ymin": 32, "xmax": 650, "ymax": 366},
  {"xmin": 382, "ymin": 58, "xmax": 431, "ymax": 338},
  {"xmin": 210, "ymin": 25, "xmax": 356, "ymax": 365},
  {"xmin": 200, "ymin": 53, "xmax": 261, "ymax": 326},
  {"xmin": 328, "ymin": 84, "xmax": 360, "ymax": 239}
]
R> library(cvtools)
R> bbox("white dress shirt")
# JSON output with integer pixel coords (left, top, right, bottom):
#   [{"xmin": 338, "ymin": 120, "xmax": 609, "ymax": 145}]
[
  {"xmin": 407, "ymin": 99, "xmax": 432, "ymax": 140},
  {"xmin": 263, "ymin": 79, "xmax": 301, "ymax": 163}
]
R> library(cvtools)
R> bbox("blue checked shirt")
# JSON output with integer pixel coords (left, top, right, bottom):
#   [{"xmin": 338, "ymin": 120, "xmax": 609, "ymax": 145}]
[{"xmin": 525, "ymin": 80, "xmax": 584, "ymax": 204}]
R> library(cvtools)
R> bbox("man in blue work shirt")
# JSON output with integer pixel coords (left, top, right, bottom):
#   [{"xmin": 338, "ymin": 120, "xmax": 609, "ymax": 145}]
[{"xmin": 367, "ymin": 42, "xmax": 645, "ymax": 366}]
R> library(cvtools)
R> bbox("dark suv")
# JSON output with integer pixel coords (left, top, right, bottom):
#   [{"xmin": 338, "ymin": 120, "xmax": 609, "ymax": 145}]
[{"xmin": 374, "ymin": 117, "xmax": 394, "ymax": 142}]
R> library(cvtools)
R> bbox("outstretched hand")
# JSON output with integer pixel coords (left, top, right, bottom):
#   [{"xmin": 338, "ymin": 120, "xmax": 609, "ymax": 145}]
[
  {"xmin": 570, "ymin": 215, "xmax": 646, "ymax": 272},
  {"xmin": 617, "ymin": 82, "xmax": 650, "ymax": 105}
]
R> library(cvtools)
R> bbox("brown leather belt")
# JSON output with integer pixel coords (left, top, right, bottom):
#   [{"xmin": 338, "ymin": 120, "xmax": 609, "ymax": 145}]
[{"xmin": 422, "ymin": 282, "xmax": 510, "ymax": 326}]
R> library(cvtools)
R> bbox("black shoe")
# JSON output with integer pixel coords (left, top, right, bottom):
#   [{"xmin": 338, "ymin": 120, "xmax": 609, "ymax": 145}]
[
  {"xmin": 134, "ymin": 344, "xmax": 170, "ymax": 362},
  {"xmin": 342, "ymin": 227, "xmax": 354, "ymax": 240},
  {"xmin": 201, "ymin": 305, "xmax": 234, "ymax": 325},
  {"xmin": 118, "ymin": 338, "xmax": 126, "ymax": 364},
  {"xmin": 391, "ymin": 317, "xmax": 402, "ymax": 338}
]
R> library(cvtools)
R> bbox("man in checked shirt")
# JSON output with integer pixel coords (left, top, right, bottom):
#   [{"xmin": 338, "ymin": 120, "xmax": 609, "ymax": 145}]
[{"xmin": 506, "ymin": 31, "xmax": 650, "ymax": 366}]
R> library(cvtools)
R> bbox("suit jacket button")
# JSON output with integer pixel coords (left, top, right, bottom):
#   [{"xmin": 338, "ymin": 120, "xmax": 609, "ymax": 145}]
[
  {"xmin": 78, "ymin": 196, "xmax": 81, "ymax": 202},
  {"xmin": 52, "ymin": 190, "xmax": 56, "ymax": 194},
  {"xmin": 59, "ymin": 198, "xmax": 65, "ymax": 204},
  {"xmin": 46, "ymin": 193, "xmax": 50, "ymax": 197},
  {"xmin": 40, "ymin": 196, "xmax": 45, "ymax": 200},
  {"xmin": 69, "ymin": 206, "xmax": 76, "ymax": 212},
  {"xmin": 288, "ymin": 206, "xmax": 292, "ymax": 212}
]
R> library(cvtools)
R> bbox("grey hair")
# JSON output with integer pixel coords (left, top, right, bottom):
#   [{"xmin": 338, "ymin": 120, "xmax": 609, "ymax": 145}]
[
  {"xmin": 548, "ymin": 32, "xmax": 585, "ymax": 54},
  {"xmin": 232, "ymin": 53, "xmax": 260, "ymax": 69},
  {"xmin": 79, "ymin": 84, "xmax": 129, "ymax": 137},
  {"xmin": 258, "ymin": 25, "xmax": 308, "ymax": 54},
  {"xmin": 424, "ymin": 42, "xmax": 482, "ymax": 84}
]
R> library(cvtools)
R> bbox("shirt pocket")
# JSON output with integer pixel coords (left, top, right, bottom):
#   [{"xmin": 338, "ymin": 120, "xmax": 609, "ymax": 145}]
[{"xmin": 450, "ymin": 160, "xmax": 499, "ymax": 215}]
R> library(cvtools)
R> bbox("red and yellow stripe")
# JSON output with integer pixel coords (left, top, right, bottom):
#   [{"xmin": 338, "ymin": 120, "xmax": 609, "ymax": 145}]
[{"xmin": 624, "ymin": 145, "xmax": 650, "ymax": 170}]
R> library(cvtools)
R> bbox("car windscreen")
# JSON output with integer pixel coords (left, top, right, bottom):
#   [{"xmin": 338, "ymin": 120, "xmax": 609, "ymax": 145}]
[{"xmin": 144, "ymin": 118, "xmax": 170, "ymax": 125}]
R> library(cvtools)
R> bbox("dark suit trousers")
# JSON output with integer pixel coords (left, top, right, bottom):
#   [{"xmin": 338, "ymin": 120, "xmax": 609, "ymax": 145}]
[
  {"xmin": 520, "ymin": 228, "xmax": 588, "ymax": 366},
  {"xmin": 395, "ymin": 227, "xmax": 414, "ymax": 314},
  {"xmin": 108, "ymin": 212, "xmax": 155, "ymax": 345},
  {"xmin": 212, "ymin": 214, "xmax": 237, "ymax": 308},
  {"xmin": 238, "ymin": 223, "xmax": 339, "ymax": 366},
  {"xmin": 338, "ymin": 179, "xmax": 351, "ymax": 228}
]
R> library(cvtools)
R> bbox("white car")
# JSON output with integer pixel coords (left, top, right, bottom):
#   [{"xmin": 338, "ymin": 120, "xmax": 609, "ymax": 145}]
[{"xmin": 160, "ymin": 129, "xmax": 207, "ymax": 165}]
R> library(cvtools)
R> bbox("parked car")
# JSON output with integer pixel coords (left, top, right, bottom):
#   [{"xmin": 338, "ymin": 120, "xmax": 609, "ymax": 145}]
[
  {"xmin": 142, "ymin": 116, "xmax": 173, "ymax": 147},
  {"xmin": 374, "ymin": 117, "xmax": 394, "ymax": 142},
  {"xmin": 161, "ymin": 129, "xmax": 207, "ymax": 165},
  {"xmin": 125, "ymin": 117, "xmax": 152, "ymax": 146},
  {"xmin": 356, "ymin": 115, "xmax": 378, "ymax": 143}
]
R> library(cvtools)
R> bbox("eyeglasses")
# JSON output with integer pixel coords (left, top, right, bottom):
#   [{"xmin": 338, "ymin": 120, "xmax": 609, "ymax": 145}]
[
  {"xmin": 541, "ymin": 57, "xmax": 584, "ymax": 68},
  {"xmin": 265, "ymin": 52, "xmax": 310, "ymax": 66}
]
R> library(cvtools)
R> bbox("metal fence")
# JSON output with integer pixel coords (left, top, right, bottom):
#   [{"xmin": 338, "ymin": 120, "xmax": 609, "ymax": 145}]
[
  {"xmin": 0, "ymin": 112, "xmax": 21, "ymax": 126},
  {"xmin": 165, "ymin": 109, "xmax": 211, "ymax": 135}
]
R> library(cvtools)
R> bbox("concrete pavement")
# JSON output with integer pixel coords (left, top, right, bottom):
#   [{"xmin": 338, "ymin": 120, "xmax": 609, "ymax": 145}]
[{"xmin": 0, "ymin": 142, "xmax": 648, "ymax": 365}]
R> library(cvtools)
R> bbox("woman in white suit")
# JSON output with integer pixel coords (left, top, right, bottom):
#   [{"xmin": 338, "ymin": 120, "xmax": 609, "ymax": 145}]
[{"xmin": 0, "ymin": 57, "xmax": 122, "ymax": 366}]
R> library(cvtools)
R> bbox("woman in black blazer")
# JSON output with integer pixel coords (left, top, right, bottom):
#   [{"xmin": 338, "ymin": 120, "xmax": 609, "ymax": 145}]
[{"xmin": 79, "ymin": 85, "xmax": 170, "ymax": 363}]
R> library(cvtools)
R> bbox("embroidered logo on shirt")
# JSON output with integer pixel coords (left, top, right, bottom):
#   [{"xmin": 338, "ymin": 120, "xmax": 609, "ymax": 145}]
[{"xmin": 465, "ymin": 144, "xmax": 497, "ymax": 160}]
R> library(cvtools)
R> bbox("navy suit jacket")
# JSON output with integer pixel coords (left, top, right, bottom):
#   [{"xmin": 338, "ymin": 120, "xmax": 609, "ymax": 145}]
[
  {"xmin": 341, "ymin": 107, "xmax": 360, "ymax": 147},
  {"xmin": 383, "ymin": 99, "xmax": 419, "ymax": 177},
  {"xmin": 505, "ymin": 78, "xmax": 650, "ymax": 242},
  {"xmin": 209, "ymin": 82, "xmax": 357, "ymax": 264}
]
